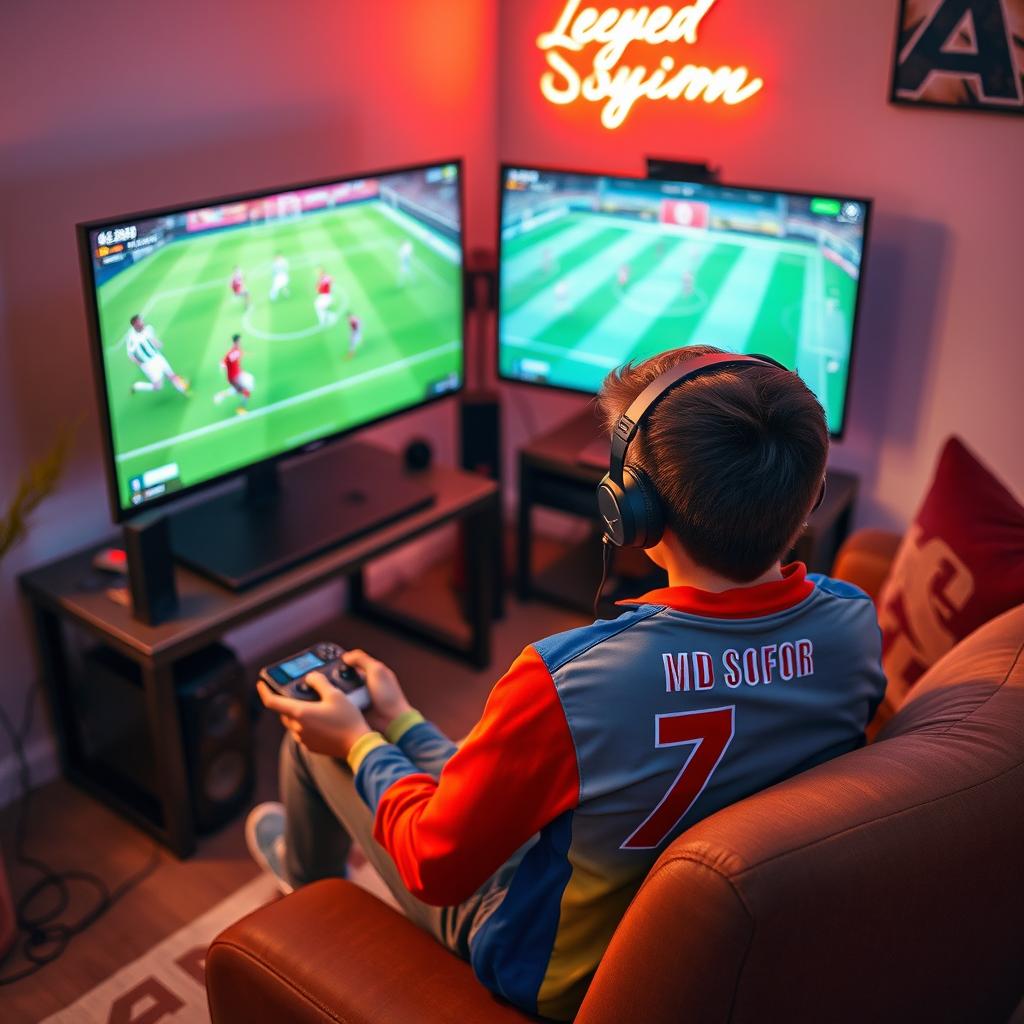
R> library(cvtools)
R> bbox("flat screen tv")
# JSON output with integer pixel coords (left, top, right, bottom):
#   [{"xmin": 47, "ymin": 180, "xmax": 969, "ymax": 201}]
[
  {"xmin": 79, "ymin": 159, "xmax": 464, "ymax": 521},
  {"xmin": 497, "ymin": 165, "xmax": 871, "ymax": 437}
]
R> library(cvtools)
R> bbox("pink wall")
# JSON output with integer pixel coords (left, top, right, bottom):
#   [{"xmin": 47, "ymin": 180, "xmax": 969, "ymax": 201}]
[
  {"xmin": 0, "ymin": 0, "xmax": 497, "ymax": 794},
  {"xmin": 497, "ymin": 0, "xmax": 1024, "ymax": 525},
  {"xmin": 1, "ymin": 0, "xmax": 1021, "ymax": 796}
]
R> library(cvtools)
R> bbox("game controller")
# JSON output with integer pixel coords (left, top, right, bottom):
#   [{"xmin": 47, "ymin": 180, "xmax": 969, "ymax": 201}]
[{"xmin": 259, "ymin": 642, "xmax": 370, "ymax": 710}]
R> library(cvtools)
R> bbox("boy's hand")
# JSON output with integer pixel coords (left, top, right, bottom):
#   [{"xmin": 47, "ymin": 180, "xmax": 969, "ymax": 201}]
[
  {"xmin": 257, "ymin": 673, "xmax": 370, "ymax": 760},
  {"xmin": 341, "ymin": 649, "xmax": 412, "ymax": 732}
]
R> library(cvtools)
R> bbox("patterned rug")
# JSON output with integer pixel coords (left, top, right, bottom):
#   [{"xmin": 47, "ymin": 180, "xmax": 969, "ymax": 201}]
[{"xmin": 40, "ymin": 857, "xmax": 394, "ymax": 1024}]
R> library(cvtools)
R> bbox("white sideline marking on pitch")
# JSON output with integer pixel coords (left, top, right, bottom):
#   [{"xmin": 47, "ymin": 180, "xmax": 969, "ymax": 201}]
[
  {"xmin": 115, "ymin": 341, "xmax": 460, "ymax": 463},
  {"xmin": 797, "ymin": 250, "xmax": 828, "ymax": 402}
]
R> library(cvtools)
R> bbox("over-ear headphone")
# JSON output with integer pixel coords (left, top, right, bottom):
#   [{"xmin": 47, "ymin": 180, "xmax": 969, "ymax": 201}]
[{"xmin": 596, "ymin": 352, "xmax": 826, "ymax": 549}]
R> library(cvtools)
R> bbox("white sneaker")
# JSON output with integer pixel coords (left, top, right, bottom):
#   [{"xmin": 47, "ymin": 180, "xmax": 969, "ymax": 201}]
[{"xmin": 244, "ymin": 802, "xmax": 293, "ymax": 894}]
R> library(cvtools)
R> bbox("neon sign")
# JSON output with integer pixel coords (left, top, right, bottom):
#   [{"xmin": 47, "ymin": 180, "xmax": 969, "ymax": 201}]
[{"xmin": 536, "ymin": 0, "xmax": 764, "ymax": 129}]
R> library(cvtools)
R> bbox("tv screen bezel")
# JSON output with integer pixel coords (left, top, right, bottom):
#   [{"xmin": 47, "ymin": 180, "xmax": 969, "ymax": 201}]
[
  {"xmin": 495, "ymin": 161, "xmax": 873, "ymax": 441},
  {"xmin": 78, "ymin": 157, "xmax": 466, "ymax": 523}
]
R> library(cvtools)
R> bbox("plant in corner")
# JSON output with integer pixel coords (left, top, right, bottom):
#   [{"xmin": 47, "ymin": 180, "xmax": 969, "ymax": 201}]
[{"xmin": 0, "ymin": 428, "xmax": 72, "ymax": 964}]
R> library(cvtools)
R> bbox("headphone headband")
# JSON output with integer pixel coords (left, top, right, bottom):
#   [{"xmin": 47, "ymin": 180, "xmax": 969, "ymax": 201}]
[{"xmin": 608, "ymin": 353, "xmax": 785, "ymax": 486}]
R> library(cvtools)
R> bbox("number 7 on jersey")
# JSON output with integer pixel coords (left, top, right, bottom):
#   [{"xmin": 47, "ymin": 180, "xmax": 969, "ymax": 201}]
[{"xmin": 621, "ymin": 706, "xmax": 736, "ymax": 850}]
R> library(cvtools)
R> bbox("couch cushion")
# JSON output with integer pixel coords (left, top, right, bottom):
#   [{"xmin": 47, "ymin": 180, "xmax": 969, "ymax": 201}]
[{"xmin": 874, "ymin": 436, "xmax": 1024, "ymax": 730}]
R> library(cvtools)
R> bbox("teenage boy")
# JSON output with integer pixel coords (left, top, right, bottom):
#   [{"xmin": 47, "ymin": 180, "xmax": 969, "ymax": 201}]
[{"xmin": 248, "ymin": 344, "xmax": 885, "ymax": 1021}]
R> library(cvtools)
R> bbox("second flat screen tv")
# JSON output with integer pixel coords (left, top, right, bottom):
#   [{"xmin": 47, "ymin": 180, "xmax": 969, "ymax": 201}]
[
  {"xmin": 80, "ymin": 160, "xmax": 464, "ymax": 519},
  {"xmin": 498, "ymin": 166, "xmax": 871, "ymax": 437}
]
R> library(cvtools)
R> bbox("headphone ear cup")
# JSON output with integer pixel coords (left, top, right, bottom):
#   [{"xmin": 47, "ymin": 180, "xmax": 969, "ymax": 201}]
[
  {"xmin": 622, "ymin": 465, "xmax": 664, "ymax": 548},
  {"xmin": 597, "ymin": 475, "xmax": 629, "ymax": 547}
]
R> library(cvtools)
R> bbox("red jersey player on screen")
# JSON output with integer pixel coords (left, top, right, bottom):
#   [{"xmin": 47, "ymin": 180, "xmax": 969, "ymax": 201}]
[
  {"xmin": 347, "ymin": 313, "xmax": 362, "ymax": 358},
  {"xmin": 618, "ymin": 263, "xmax": 630, "ymax": 289},
  {"xmin": 214, "ymin": 333, "xmax": 255, "ymax": 415},
  {"xmin": 230, "ymin": 266, "xmax": 251, "ymax": 310},
  {"xmin": 314, "ymin": 268, "xmax": 335, "ymax": 327}
]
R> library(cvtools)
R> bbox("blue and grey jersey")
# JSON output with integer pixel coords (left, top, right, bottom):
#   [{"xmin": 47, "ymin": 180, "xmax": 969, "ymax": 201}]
[{"xmin": 351, "ymin": 563, "xmax": 886, "ymax": 1019}]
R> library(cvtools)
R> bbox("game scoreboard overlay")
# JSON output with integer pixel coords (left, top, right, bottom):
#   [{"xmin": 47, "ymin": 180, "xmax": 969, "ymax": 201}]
[
  {"xmin": 83, "ymin": 163, "xmax": 463, "ymax": 514},
  {"xmin": 498, "ymin": 167, "xmax": 870, "ymax": 436}
]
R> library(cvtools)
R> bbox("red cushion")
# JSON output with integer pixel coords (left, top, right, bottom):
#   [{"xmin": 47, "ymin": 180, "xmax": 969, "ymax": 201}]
[{"xmin": 873, "ymin": 437, "xmax": 1024, "ymax": 730}]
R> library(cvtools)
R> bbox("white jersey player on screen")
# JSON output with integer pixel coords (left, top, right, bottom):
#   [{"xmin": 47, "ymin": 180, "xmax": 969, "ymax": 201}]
[
  {"xmin": 398, "ymin": 240, "xmax": 414, "ymax": 284},
  {"xmin": 126, "ymin": 315, "xmax": 189, "ymax": 395},
  {"xmin": 269, "ymin": 253, "xmax": 290, "ymax": 301}
]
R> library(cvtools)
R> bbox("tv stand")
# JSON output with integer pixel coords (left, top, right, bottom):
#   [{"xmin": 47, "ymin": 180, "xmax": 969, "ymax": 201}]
[
  {"xmin": 19, "ymin": 459, "xmax": 499, "ymax": 856},
  {"xmin": 169, "ymin": 442, "xmax": 434, "ymax": 590},
  {"xmin": 519, "ymin": 409, "xmax": 860, "ymax": 614}
]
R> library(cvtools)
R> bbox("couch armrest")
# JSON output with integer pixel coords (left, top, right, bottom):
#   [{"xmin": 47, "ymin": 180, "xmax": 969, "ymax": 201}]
[
  {"xmin": 206, "ymin": 879, "xmax": 536, "ymax": 1024},
  {"xmin": 830, "ymin": 528, "xmax": 901, "ymax": 602}
]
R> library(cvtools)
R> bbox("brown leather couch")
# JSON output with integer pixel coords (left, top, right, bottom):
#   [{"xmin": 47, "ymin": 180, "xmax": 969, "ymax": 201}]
[{"xmin": 207, "ymin": 530, "xmax": 1024, "ymax": 1023}]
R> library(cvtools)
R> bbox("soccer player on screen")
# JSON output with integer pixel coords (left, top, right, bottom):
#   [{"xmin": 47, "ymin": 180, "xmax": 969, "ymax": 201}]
[
  {"xmin": 314, "ymin": 268, "xmax": 335, "ymax": 326},
  {"xmin": 126, "ymin": 315, "xmax": 189, "ymax": 396},
  {"xmin": 681, "ymin": 268, "xmax": 695, "ymax": 297},
  {"xmin": 230, "ymin": 266, "xmax": 251, "ymax": 310},
  {"xmin": 214, "ymin": 333, "xmax": 255, "ymax": 415},
  {"xmin": 346, "ymin": 313, "xmax": 362, "ymax": 358},
  {"xmin": 269, "ymin": 253, "xmax": 290, "ymax": 301},
  {"xmin": 618, "ymin": 263, "xmax": 630, "ymax": 289},
  {"xmin": 398, "ymin": 240, "xmax": 413, "ymax": 284}
]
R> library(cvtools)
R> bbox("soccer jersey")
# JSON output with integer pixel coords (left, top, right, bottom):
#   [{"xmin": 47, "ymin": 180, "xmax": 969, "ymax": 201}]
[
  {"xmin": 317, "ymin": 275, "xmax": 332, "ymax": 295},
  {"xmin": 126, "ymin": 326, "xmax": 160, "ymax": 364},
  {"xmin": 351, "ymin": 564, "xmax": 885, "ymax": 1020},
  {"xmin": 223, "ymin": 347, "xmax": 242, "ymax": 381}
]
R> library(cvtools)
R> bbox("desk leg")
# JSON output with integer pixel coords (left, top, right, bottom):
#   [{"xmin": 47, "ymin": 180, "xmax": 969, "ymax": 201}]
[
  {"xmin": 30, "ymin": 605, "xmax": 80, "ymax": 775},
  {"xmin": 467, "ymin": 497, "xmax": 496, "ymax": 669},
  {"xmin": 142, "ymin": 663, "xmax": 195, "ymax": 858},
  {"xmin": 492, "ymin": 492, "xmax": 506, "ymax": 622},
  {"xmin": 348, "ymin": 568, "xmax": 367, "ymax": 615},
  {"xmin": 517, "ymin": 457, "xmax": 533, "ymax": 601}
]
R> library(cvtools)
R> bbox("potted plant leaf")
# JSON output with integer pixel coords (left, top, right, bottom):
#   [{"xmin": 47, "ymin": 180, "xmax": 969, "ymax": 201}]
[{"xmin": 0, "ymin": 430, "xmax": 72, "ymax": 963}]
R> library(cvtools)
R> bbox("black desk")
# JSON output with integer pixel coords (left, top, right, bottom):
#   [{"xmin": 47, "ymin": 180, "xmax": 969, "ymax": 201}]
[
  {"xmin": 20, "ymin": 459, "xmax": 500, "ymax": 857},
  {"xmin": 518, "ymin": 410, "xmax": 859, "ymax": 613}
]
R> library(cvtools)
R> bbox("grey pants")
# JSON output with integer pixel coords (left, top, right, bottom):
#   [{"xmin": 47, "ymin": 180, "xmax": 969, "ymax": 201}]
[{"xmin": 279, "ymin": 733, "xmax": 522, "ymax": 959}]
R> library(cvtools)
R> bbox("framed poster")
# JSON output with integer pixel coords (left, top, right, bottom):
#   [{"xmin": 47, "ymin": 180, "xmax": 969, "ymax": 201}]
[{"xmin": 891, "ymin": 0, "xmax": 1024, "ymax": 115}]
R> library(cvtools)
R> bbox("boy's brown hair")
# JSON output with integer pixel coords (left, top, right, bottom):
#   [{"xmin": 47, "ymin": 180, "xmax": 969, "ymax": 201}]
[{"xmin": 597, "ymin": 345, "xmax": 829, "ymax": 582}]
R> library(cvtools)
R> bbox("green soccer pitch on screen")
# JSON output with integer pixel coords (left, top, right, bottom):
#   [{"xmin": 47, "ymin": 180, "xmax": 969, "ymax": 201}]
[
  {"xmin": 497, "ymin": 166, "xmax": 871, "ymax": 437},
  {"xmin": 79, "ymin": 161, "xmax": 464, "ymax": 517}
]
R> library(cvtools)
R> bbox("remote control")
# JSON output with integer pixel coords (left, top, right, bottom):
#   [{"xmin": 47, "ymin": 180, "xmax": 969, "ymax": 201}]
[{"xmin": 259, "ymin": 642, "xmax": 370, "ymax": 710}]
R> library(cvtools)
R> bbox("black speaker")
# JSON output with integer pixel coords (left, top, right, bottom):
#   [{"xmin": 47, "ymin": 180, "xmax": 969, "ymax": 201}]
[
  {"xmin": 123, "ymin": 511, "xmax": 178, "ymax": 625},
  {"xmin": 78, "ymin": 642, "xmax": 252, "ymax": 835},
  {"xmin": 176, "ymin": 643, "xmax": 253, "ymax": 835},
  {"xmin": 459, "ymin": 390, "xmax": 501, "ymax": 482},
  {"xmin": 404, "ymin": 437, "xmax": 433, "ymax": 472}
]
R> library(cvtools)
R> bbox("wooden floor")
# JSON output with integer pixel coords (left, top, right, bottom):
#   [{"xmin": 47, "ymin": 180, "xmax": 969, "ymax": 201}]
[{"xmin": 0, "ymin": 554, "xmax": 588, "ymax": 1022}]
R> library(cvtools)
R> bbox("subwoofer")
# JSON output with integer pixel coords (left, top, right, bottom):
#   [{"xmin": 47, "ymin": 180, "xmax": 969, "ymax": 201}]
[
  {"xmin": 459, "ymin": 390, "xmax": 501, "ymax": 482},
  {"xmin": 175, "ymin": 644, "xmax": 253, "ymax": 835}
]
